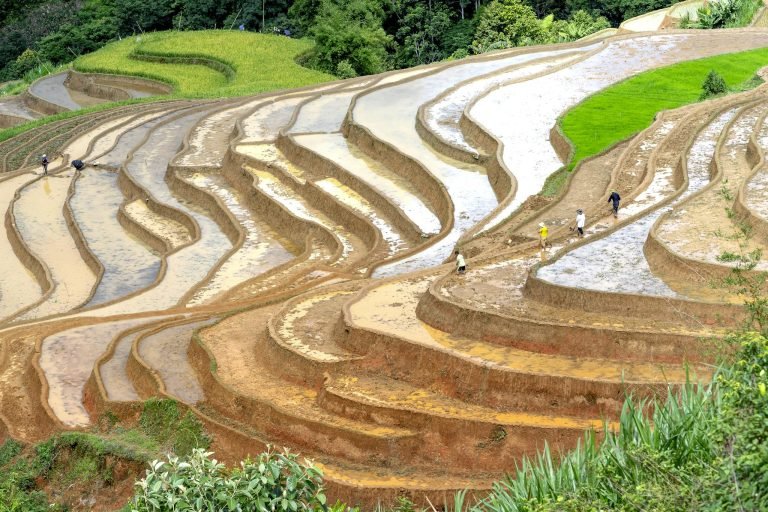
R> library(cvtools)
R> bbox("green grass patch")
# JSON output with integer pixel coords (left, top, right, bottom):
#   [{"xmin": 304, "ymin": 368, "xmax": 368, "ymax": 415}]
[
  {"xmin": 74, "ymin": 30, "xmax": 336, "ymax": 98},
  {"xmin": 559, "ymin": 47, "xmax": 768, "ymax": 183}
]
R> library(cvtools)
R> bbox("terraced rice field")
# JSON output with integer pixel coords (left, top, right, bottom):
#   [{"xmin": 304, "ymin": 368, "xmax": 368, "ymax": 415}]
[{"xmin": 1, "ymin": 27, "xmax": 768, "ymax": 507}]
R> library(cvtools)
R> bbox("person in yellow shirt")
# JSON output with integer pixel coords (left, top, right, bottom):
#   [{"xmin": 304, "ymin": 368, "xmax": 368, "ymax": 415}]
[{"xmin": 538, "ymin": 222, "xmax": 551, "ymax": 248}]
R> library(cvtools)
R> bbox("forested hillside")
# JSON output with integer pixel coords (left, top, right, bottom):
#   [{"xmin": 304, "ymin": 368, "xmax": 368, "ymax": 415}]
[{"xmin": 0, "ymin": 0, "xmax": 678, "ymax": 83}]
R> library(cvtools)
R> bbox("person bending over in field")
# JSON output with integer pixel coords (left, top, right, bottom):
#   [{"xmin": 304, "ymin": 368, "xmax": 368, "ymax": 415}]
[{"xmin": 455, "ymin": 250, "xmax": 466, "ymax": 275}]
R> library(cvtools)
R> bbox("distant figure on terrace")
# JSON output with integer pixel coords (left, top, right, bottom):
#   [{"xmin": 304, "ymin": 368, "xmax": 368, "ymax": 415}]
[
  {"xmin": 455, "ymin": 250, "xmax": 466, "ymax": 275},
  {"xmin": 538, "ymin": 222, "xmax": 551, "ymax": 249},
  {"xmin": 608, "ymin": 190, "xmax": 621, "ymax": 218},
  {"xmin": 572, "ymin": 209, "xmax": 586, "ymax": 237},
  {"xmin": 71, "ymin": 159, "xmax": 85, "ymax": 171},
  {"xmin": 41, "ymin": 154, "xmax": 48, "ymax": 175}
]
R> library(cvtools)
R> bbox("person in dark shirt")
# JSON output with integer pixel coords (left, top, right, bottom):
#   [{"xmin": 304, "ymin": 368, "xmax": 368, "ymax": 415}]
[
  {"xmin": 41, "ymin": 154, "xmax": 49, "ymax": 175},
  {"xmin": 607, "ymin": 191, "xmax": 621, "ymax": 218}
]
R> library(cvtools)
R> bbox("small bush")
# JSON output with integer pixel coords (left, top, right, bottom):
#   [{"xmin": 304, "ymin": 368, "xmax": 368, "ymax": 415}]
[
  {"xmin": 139, "ymin": 398, "xmax": 210, "ymax": 456},
  {"xmin": 701, "ymin": 70, "xmax": 728, "ymax": 99},
  {"xmin": 131, "ymin": 448, "xmax": 327, "ymax": 512},
  {"xmin": 336, "ymin": 59, "xmax": 358, "ymax": 79}
]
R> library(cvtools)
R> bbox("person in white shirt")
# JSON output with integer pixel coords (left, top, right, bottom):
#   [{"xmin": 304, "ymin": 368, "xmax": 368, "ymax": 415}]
[
  {"xmin": 455, "ymin": 250, "xmax": 466, "ymax": 274},
  {"xmin": 572, "ymin": 209, "xmax": 586, "ymax": 237}
]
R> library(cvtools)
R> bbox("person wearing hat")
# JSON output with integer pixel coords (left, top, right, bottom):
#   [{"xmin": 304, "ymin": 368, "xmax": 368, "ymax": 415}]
[
  {"xmin": 572, "ymin": 208, "xmax": 586, "ymax": 237},
  {"xmin": 538, "ymin": 222, "xmax": 550, "ymax": 248},
  {"xmin": 41, "ymin": 154, "xmax": 49, "ymax": 175}
]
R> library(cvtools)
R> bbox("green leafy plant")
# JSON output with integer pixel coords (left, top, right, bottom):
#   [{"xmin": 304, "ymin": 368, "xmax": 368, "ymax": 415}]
[
  {"xmin": 131, "ymin": 448, "xmax": 327, "ymax": 512},
  {"xmin": 701, "ymin": 69, "xmax": 728, "ymax": 100}
]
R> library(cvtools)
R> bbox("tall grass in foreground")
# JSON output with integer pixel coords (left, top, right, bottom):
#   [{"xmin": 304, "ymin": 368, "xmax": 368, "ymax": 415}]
[
  {"xmin": 466, "ymin": 331, "xmax": 768, "ymax": 511},
  {"xmin": 472, "ymin": 379, "xmax": 717, "ymax": 511}
]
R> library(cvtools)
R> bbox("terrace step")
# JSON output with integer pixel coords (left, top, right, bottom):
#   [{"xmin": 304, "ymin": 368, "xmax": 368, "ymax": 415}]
[
  {"xmin": 345, "ymin": 273, "xmax": 698, "ymax": 417},
  {"xmin": 26, "ymin": 72, "xmax": 109, "ymax": 114},
  {"xmin": 70, "ymin": 169, "xmax": 161, "ymax": 308},
  {"xmin": 466, "ymin": 31, "xmax": 768, "ymax": 235},
  {"xmin": 291, "ymin": 133, "xmax": 441, "ymax": 238},
  {"xmin": 0, "ymin": 172, "xmax": 44, "ymax": 321},
  {"xmin": 180, "ymin": 171, "xmax": 297, "ymax": 305},
  {"xmin": 424, "ymin": 252, "xmax": 717, "ymax": 364},
  {"xmin": 243, "ymin": 163, "xmax": 369, "ymax": 270},
  {"xmin": 174, "ymin": 97, "xmax": 270, "ymax": 170},
  {"xmin": 121, "ymin": 199, "xmax": 193, "ymax": 251},
  {"xmin": 193, "ymin": 403, "xmax": 494, "ymax": 507},
  {"xmin": 650, "ymin": 101, "xmax": 768, "ymax": 287},
  {"xmin": 321, "ymin": 372, "xmax": 608, "ymax": 471},
  {"xmin": 220, "ymin": 235, "xmax": 337, "ymax": 303},
  {"xmin": 13, "ymin": 174, "xmax": 98, "ymax": 321},
  {"xmin": 98, "ymin": 325, "xmax": 155, "ymax": 402},
  {"xmin": 422, "ymin": 47, "xmax": 595, "ymax": 161},
  {"xmin": 193, "ymin": 308, "xmax": 421, "ymax": 466},
  {"xmin": 135, "ymin": 318, "xmax": 219, "ymax": 404},
  {"xmin": 351, "ymin": 60, "xmax": 506, "ymax": 275},
  {"xmin": 266, "ymin": 282, "xmax": 366, "ymax": 384},
  {"xmin": 240, "ymin": 96, "xmax": 307, "ymax": 144},
  {"xmin": 39, "ymin": 317, "xmax": 162, "ymax": 426},
  {"xmin": 86, "ymin": 108, "xmax": 235, "ymax": 317}
]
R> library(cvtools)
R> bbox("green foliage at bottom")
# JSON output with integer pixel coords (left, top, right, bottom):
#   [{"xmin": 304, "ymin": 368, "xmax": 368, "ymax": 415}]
[
  {"xmin": 131, "ymin": 448, "xmax": 327, "ymax": 512},
  {"xmin": 0, "ymin": 398, "xmax": 210, "ymax": 511}
]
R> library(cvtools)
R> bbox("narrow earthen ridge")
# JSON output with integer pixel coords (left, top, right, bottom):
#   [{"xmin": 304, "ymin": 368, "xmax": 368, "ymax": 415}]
[
  {"xmin": 276, "ymin": 134, "xmax": 423, "ymax": 245},
  {"xmin": 223, "ymin": 150, "xmax": 342, "ymax": 263},
  {"xmin": 66, "ymin": 70, "xmax": 172, "ymax": 99}
]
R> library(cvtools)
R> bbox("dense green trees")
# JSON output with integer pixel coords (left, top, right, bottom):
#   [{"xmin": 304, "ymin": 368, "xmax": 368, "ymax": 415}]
[
  {"xmin": 307, "ymin": 0, "xmax": 391, "ymax": 77},
  {"xmin": 0, "ymin": 0, "xmax": 723, "ymax": 82}
]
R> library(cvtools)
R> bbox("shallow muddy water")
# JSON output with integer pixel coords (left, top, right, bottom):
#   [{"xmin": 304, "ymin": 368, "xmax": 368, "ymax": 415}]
[
  {"xmin": 71, "ymin": 171, "xmax": 161, "ymax": 307},
  {"xmin": 123, "ymin": 199, "xmax": 192, "ymax": 249},
  {"xmin": 288, "ymin": 91, "xmax": 357, "ymax": 134},
  {"xmin": 356, "ymin": 53, "xmax": 544, "ymax": 270},
  {"xmin": 176, "ymin": 98, "xmax": 268, "ymax": 169},
  {"xmin": 240, "ymin": 96, "xmax": 305, "ymax": 143},
  {"xmin": 138, "ymin": 319, "xmax": 218, "ymax": 404},
  {"xmin": 40, "ymin": 317, "xmax": 159, "ymax": 425},
  {"xmin": 77, "ymin": 110, "xmax": 233, "ymax": 316},
  {"xmin": 249, "ymin": 167, "xmax": 357, "ymax": 265},
  {"xmin": 29, "ymin": 73, "xmax": 80, "ymax": 110},
  {"xmin": 99, "ymin": 329, "xmax": 145, "ymax": 402},
  {"xmin": 425, "ymin": 50, "xmax": 591, "ymax": 155},
  {"xmin": 15, "ymin": 175, "xmax": 97, "ymax": 320},
  {"xmin": 236, "ymin": 143, "xmax": 307, "ymax": 184},
  {"xmin": 0, "ymin": 173, "xmax": 43, "ymax": 320}
]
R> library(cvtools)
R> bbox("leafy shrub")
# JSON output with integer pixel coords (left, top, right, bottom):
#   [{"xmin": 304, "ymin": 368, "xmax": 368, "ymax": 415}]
[
  {"xmin": 700, "ymin": 70, "xmax": 728, "ymax": 100},
  {"xmin": 336, "ymin": 59, "xmax": 357, "ymax": 79},
  {"xmin": 131, "ymin": 448, "xmax": 327, "ymax": 512}
]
